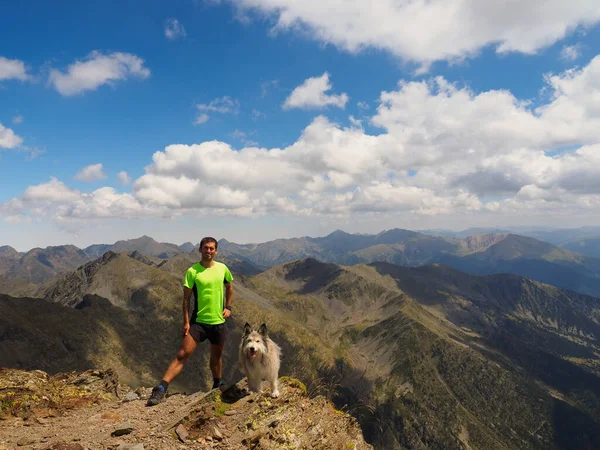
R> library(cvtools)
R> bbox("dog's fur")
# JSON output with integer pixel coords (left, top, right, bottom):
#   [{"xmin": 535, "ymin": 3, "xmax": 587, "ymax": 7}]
[{"xmin": 238, "ymin": 323, "xmax": 281, "ymax": 398}]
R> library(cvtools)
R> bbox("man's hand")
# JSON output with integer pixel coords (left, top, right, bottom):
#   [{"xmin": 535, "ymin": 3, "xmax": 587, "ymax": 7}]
[
  {"xmin": 223, "ymin": 308, "xmax": 231, "ymax": 319},
  {"xmin": 182, "ymin": 322, "xmax": 190, "ymax": 337}
]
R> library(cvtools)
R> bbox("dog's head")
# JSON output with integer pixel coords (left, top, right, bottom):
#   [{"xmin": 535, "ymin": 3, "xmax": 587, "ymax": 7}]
[{"xmin": 242, "ymin": 322, "xmax": 268, "ymax": 359}]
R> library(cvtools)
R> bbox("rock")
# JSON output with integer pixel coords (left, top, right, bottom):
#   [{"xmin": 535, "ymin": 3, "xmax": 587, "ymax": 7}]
[
  {"xmin": 111, "ymin": 422, "xmax": 134, "ymax": 436},
  {"xmin": 213, "ymin": 427, "xmax": 223, "ymax": 440},
  {"xmin": 224, "ymin": 409, "xmax": 237, "ymax": 416},
  {"xmin": 36, "ymin": 417, "xmax": 50, "ymax": 424},
  {"xmin": 242, "ymin": 429, "xmax": 268, "ymax": 445},
  {"xmin": 122, "ymin": 392, "xmax": 139, "ymax": 402},
  {"xmin": 175, "ymin": 424, "xmax": 189, "ymax": 442},
  {"xmin": 17, "ymin": 436, "xmax": 35, "ymax": 446},
  {"xmin": 116, "ymin": 445, "xmax": 144, "ymax": 450}
]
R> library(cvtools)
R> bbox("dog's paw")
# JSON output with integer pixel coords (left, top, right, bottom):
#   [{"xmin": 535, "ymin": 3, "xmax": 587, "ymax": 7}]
[{"xmin": 271, "ymin": 390, "xmax": 280, "ymax": 398}]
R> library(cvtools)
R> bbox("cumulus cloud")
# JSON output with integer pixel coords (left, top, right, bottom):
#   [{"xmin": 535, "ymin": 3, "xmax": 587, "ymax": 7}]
[
  {"xmin": 12, "ymin": 116, "xmax": 23, "ymax": 124},
  {"xmin": 0, "ymin": 177, "xmax": 168, "ymax": 223},
  {"xmin": 117, "ymin": 171, "xmax": 131, "ymax": 186},
  {"xmin": 0, "ymin": 122, "xmax": 23, "ymax": 149},
  {"xmin": 231, "ymin": 0, "xmax": 600, "ymax": 67},
  {"xmin": 48, "ymin": 51, "xmax": 150, "ymax": 96},
  {"xmin": 75, "ymin": 163, "xmax": 106, "ymax": 182},
  {"xmin": 4, "ymin": 55, "xmax": 600, "ymax": 226},
  {"xmin": 194, "ymin": 96, "xmax": 239, "ymax": 124},
  {"xmin": 164, "ymin": 18, "xmax": 187, "ymax": 40},
  {"xmin": 283, "ymin": 72, "xmax": 348, "ymax": 110},
  {"xmin": 0, "ymin": 56, "xmax": 30, "ymax": 81}
]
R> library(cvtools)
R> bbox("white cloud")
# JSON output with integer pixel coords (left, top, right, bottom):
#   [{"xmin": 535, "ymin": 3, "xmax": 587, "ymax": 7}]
[
  {"xmin": 357, "ymin": 101, "xmax": 369, "ymax": 110},
  {"xmin": 197, "ymin": 96, "xmax": 240, "ymax": 114},
  {"xmin": 232, "ymin": 0, "xmax": 600, "ymax": 67},
  {"xmin": 560, "ymin": 44, "xmax": 582, "ymax": 61},
  {"xmin": 283, "ymin": 72, "xmax": 348, "ymax": 110},
  {"xmin": 75, "ymin": 163, "xmax": 107, "ymax": 182},
  {"xmin": 194, "ymin": 96, "xmax": 239, "ymax": 124},
  {"xmin": 194, "ymin": 113, "xmax": 210, "ymax": 125},
  {"xmin": 117, "ymin": 171, "xmax": 131, "ymax": 186},
  {"xmin": 12, "ymin": 116, "xmax": 23, "ymax": 124},
  {"xmin": 48, "ymin": 51, "xmax": 150, "ymax": 96},
  {"xmin": 0, "ymin": 122, "xmax": 23, "ymax": 149},
  {"xmin": 4, "ymin": 55, "xmax": 600, "ymax": 226},
  {"xmin": 0, "ymin": 56, "xmax": 29, "ymax": 81},
  {"xmin": 165, "ymin": 18, "xmax": 187, "ymax": 40},
  {"xmin": 0, "ymin": 177, "xmax": 168, "ymax": 223}
]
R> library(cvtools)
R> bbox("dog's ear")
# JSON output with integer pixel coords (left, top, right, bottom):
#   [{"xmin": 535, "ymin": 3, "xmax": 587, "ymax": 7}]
[
  {"xmin": 243, "ymin": 323, "xmax": 252, "ymax": 335},
  {"xmin": 258, "ymin": 323, "xmax": 267, "ymax": 336}
]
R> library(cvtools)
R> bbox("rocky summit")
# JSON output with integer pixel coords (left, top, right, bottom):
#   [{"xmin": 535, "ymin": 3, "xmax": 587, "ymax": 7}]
[{"xmin": 0, "ymin": 368, "xmax": 372, "ymax": 450}]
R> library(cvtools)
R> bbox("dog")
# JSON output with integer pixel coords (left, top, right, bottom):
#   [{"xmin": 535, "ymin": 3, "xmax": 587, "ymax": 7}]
[{"xmin": 238, "ymin": 322, "xmax": 281, "ymax": 398}]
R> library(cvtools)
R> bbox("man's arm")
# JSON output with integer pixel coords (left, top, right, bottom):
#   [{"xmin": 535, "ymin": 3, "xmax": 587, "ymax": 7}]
[
  {"xmin": 223, "ymin": 282, "xmax": 233, "ymax": 318},
  {"xmin": 182, "ymin": 286, "xmax": 193, "ymax": 335}
]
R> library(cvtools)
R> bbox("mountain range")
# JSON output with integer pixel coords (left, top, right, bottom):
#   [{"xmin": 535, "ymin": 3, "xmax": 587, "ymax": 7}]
[
  {"xmin": 4, "ymin": 229, "xmax": 600, "ymax": 300},
  {"xmin": 2, "ymin": 247, "xmax": 599, "ymax": 449}
]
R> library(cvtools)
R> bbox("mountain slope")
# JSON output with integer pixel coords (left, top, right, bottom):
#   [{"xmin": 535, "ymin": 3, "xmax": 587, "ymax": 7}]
[
  {"xmin": 247, "ymin": 258, "xmax": 600, "ymax": 449},
  {"xmin": 438, "ymin": 234, "xmax": 600, "ymax": 297},
  {"xmin": 5, "ymin": 245, "xmax": 91, "ymax": 283}
]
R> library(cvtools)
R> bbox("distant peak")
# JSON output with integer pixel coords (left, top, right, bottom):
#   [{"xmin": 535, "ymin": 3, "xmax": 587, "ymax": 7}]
[{"xmin": 327, "ymin": 229, "xmax": 350, "ymax": 237}]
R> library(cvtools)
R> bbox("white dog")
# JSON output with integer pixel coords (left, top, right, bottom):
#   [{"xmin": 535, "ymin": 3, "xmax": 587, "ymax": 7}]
[{"xmin": 238, "ymin": 323, "xmax": 281, "ymax": 398}]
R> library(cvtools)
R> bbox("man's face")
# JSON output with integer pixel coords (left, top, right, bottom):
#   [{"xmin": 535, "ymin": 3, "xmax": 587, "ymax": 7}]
[{"xmin": 200, "ymin": 242, "xmax": 217, "ymax": 260}]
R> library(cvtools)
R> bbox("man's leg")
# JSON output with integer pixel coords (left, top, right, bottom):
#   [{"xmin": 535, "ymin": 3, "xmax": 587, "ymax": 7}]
[
  {"xmin": 147, "ymin": 334, "xmax": 197, "ymax": 406},
  {"xmin": 210, "ymin": 343, "xmax": 224, "ymax": 388},
  {"xmin": 162, "ymin": 333, "xmax": 198, "ymax": 383}
]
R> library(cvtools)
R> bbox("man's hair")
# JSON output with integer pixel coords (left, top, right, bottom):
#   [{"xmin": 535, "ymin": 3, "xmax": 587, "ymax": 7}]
[{"xmin": 199, "ymin": 237, "xmax": 218, "ymax": 250}]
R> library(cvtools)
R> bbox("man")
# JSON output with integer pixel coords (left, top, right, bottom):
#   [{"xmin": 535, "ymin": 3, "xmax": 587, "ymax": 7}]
[{"xmin": 146, "ymin": 236, "xmax": 234, "ymax": 406}]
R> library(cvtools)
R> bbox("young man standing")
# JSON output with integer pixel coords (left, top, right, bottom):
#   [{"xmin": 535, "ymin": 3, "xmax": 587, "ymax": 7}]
[{"xmin": 146, "ymin": 237, "xmax": 234, "ymax": 406}]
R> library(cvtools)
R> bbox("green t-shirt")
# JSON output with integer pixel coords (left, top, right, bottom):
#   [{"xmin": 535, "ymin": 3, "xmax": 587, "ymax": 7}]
[{"xmin": 183, "ymin": 261, "xmax": 233, "ymax": 325}]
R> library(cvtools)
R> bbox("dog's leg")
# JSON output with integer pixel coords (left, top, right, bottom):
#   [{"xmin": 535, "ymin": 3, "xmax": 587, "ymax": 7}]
[
  {"xmin": 269, "ymin": 375, "xmax": 280, "ymax": 398},
  {"xmin": 247, "ymin": 374, "xmax": 262, "ymax": 394}
]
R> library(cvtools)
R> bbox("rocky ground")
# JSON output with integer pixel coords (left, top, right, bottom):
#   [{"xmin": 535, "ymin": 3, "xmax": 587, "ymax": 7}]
[{"xmin": 0, "ymin": 368, "xmax": 372, "ymax": 450}]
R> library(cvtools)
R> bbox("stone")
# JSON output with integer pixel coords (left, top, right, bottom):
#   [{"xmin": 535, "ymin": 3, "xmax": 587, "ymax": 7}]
[
  {"xmin": 116, "ymin": 445, "xmax": 144, "ymax": 450},
  {"xmin": 175, "ymin": 424, "xmax": 189, "ymax": 442},
  {"xmin": 213, "ymin": 427, "xmax": 223, "ymax": 440},
  {"xmin": 224, "ymin": 409, "xmax": 237, "ymax": 416},
  {"xmin": 122, "ymin": 392, "xmax": 139, "ymax": 402},
  {"xmin": 17, "ymin": 436, "xmax": 36, "ymax": 446},
  {"xmin": 111, "ymin": 422, "xmax": 134, "ymax": 436}
]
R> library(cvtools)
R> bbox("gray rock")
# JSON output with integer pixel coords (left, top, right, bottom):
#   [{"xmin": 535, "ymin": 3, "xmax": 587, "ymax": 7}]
[
  {"xmin": 122, "ymin": 392, "xmax": 139, "ymax": 402},
  {"xmin": 111, "ymin": 422, "xmax": 134, "ymax": 436},
  {"xmin": 116, "ymin": 445, "xmax": 144, "ymax": 450}
]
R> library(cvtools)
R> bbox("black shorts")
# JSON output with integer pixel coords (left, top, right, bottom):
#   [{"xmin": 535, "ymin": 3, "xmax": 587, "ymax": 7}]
[{"xmin": 189, "ymin": 322, "xmax": 228, "ymax": 345}]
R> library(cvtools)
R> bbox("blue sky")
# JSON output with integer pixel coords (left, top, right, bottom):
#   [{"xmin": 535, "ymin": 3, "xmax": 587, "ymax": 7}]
[{"xmin": 2, "ymin": 0, "xmax": 600, "ymax": 251}]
